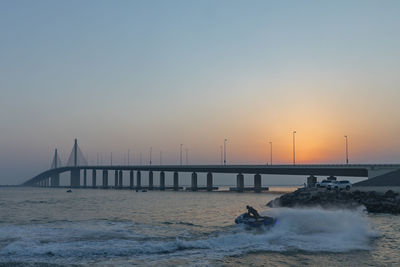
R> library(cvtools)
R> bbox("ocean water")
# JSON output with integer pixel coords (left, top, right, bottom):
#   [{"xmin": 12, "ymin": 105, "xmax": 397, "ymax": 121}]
[{"xmin": 0, "ymin": 187, "xmax": 399, "ymax": 266}]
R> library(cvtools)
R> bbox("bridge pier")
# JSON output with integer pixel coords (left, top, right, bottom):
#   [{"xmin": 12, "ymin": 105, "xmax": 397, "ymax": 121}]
[
  {"xmin": 119, "ymin": 170, "xmax": 123, "ymax": 188},
  {"xmin": 50, "ymin": 174, "xmax": 60, "ymax": 187},
  {"xmin": 307, "ymin": 175, "xmax": 317, "ymax": 188},
  {"xmin": 254, "ymin": 174, "xmax": 261, "ymax": 193},
  {"xmin": 173, "ymin": 172, "xmax": 179, "ymax": 191},
  {"xmin": 92, "ymin": 170, "xmax": 96, "ymax": 188},
  {"xmin": 102, "ymin": 170, "xmax": 108, "ymax": 188},
  {"xmin": 114, "ymin": 170, "xmax": 118, "ymax": 188},
  {"xmin": 149, "ymin": 171, "xmax": 153, "ymax": 190},
  {"xmin": 83, "ymin": 169, "xmax": 87, "ymax": 188},
  {"xmin": 191, "ymin": 172, "xmax": 198, "ymax": 191},
  {"xmin": 71, "ymin": 168, "xmax": 81, "ymax": 188},
  {"xmin": 137, "ymin": 171, "xmax": 141, "ymax": 189},
  {"xmin": 207, "ymin": 172, "xmax": 213, "ymax": 191},
  {"xmin": 236, "ymin": 173, "xmax": 244, "ymax": 192},
  {"xmin": 160, "ymin": 171, "xmax": 165, "ymax": 190},
  {"xmin": 130, "ymin": 170, "xmax": 134, "ymax": 189}
]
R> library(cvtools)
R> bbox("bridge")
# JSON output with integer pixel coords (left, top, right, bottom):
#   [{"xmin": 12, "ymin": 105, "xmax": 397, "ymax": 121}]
[{"xmin": 21, "ymin": 139, "xmax": 400, "ymax": 192}]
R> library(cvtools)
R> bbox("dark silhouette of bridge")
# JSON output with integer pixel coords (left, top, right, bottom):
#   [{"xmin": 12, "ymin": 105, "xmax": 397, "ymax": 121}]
[{"xmin": 21, "ymin": 139, "xmax": 400, "ymax": 192}]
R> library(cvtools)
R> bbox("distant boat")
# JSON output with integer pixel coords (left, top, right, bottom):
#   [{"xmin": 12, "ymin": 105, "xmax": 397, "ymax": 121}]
[
  {"xmin": 66, "ymin": 189, "xmax": 72, "ymax": 193},
  {"xmin": 142, "ymin": 189, "xmax": 147, "ymax": 192}
]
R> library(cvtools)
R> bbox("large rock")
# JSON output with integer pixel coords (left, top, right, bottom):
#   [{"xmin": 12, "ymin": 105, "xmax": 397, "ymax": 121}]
[{"xmin": 267, "ymin": 188, "xmax": 400, "ymax": 214}]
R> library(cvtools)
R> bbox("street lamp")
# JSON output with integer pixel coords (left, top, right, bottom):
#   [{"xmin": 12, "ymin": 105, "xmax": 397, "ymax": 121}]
[
  {"xmin": 180, "ymin": 144, "xmax": 183, "ymax": 165},
  {"xmin": 224, "ymin": 139, "xmax": 227, "ymax": 166},
  {"xmin": 220, "ymin": 145, "xmax": 223, "ymax": 165},
  {"xmin": 149, "ymin": 147, "xmax": 152, "ymax": 165},
  {"xmin": 344, "ymin": 135, "xmax": 349, "ymax": 164},
  {"xmin": 293, "ymin": 131, "xmax": 296, "ymax": 165},
  {"xmin": 269, "ymin": 141, "xmax": 273, "ymax": 165}
]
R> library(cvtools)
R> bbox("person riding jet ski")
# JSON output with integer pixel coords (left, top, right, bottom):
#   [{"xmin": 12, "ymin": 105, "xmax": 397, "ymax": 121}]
[{"xmin": 246, "ymin": 205, "xmax": 260, "ymax": 219}]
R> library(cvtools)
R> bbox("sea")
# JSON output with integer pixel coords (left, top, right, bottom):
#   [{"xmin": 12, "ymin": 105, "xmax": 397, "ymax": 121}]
[{"xmin": 0, "ymin": 185, "xmax": 399, "ymax": 266}]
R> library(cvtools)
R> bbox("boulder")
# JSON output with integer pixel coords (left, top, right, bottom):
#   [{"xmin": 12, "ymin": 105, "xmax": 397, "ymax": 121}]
[{"xmin": 267, "ymin": 188, "xmax": 400, "ymax": 214}]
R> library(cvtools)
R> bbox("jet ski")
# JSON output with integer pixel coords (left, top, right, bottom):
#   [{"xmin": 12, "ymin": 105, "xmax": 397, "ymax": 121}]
[{"xmin": 235, "ymin": 213, "xmax": 276, "ymax": 227}]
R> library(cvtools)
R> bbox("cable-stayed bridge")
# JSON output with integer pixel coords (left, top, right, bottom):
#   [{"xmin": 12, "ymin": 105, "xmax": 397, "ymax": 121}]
[{"xmin": 21, "ymin": 139, "xmax": 400, "ymax": 191}]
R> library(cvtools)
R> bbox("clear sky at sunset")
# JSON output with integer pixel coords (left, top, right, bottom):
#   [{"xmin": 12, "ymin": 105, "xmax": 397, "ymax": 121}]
[{"xmin": 1, "ymin": 0, "xmax": 400, "ymax": 184}]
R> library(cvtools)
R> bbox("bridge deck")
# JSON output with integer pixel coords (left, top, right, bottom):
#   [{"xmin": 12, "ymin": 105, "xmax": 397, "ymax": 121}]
[{"xmin": 22, "ymin": 164, "xmax": 400, "ymax": 186}]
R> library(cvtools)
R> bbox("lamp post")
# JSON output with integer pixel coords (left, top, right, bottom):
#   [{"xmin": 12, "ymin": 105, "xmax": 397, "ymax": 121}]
[
  {"xmin": 293, "ymin": 131, "xmax": 296, "ymax": 165},
  {"xmin": 224, "ymin": 139, "xmax": 227, "ymax": 166},
  {"xmin": 180, "ymin": 144, "xmax": 183, "ymax": 165},
  {"xmin": 344, "ymin": 135, "xmax": 349, "ymax": 164},
  {"xmin": 269, "ymin": 141, "xmax": 273, "ymax": 165},
  {"xmin": 220, "ymin": 145, "xmax": 223, "ymax": 165},
  {"xmin": 149, "ymin": 147, "xmax": 152, "ymax": 165},
  {"xmin": 128, "ymin": 149, "xmax": 130, "ymax": 165},
  {"xmin": 160, "ymin": 150, "xmax": 162, "ymax": 165}
]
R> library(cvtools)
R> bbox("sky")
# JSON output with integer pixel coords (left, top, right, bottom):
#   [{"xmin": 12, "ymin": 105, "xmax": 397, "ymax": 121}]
[{"xmin": 1, "ymin": 0, "xmax": 400, "ymax": 184}]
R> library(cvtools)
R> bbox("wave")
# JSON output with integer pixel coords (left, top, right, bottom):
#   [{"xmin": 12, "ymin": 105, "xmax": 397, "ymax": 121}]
[{"xmin": 0, "ymin": 208, "xmax": 378, "ymax": 264}]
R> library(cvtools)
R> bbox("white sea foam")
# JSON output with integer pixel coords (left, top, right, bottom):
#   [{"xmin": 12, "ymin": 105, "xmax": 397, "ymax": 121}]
[
  {"xmin": 174, "ymin": 207, "xmax": 378, "ymax": 256},
  {"xmin": 0, "ymin": 208, "xmax": 379, "ymax": 264}
]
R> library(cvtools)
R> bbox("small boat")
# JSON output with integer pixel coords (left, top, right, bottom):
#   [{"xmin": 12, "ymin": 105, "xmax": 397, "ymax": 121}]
[
  {"xmin": 235, "ymin": 213, "xmax": 276, "ymax": 227},
  {"xmin": 66, "ymin": 189, "xmax": 72, "ymax": 193},
  {"xmin": 141, "ymin": 189, "xmax": 147, "ymax": 192}
]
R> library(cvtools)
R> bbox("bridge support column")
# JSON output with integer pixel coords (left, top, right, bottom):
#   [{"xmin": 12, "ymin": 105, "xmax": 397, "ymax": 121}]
[
  {"xmin": 114, "ymin": 170, "xmax": 118, "ymax": 188},
  {"xmin": 307, "ymin": 175, "xmax": 317, "ymax": 188},
  {"xmin": 236, "ymin": 173, "xmax": 244, "ymax": 192},
  {"xmin": 207, "ymin": 172, "xmax": 213, "ymax": 191},
  {"xmin": 149, "ymin": 171, "xmax": 153, "ymax": 190},
  {"xmin": 191, "ymin": 172, "xmax": 198, "ymax": 191},
  {"xmin": 130, "ymin": 170, "xmax": 134, "ymax": 189},
  {"xmin": 119, "ymin": 170, "xmax": 123, "ymax": 188},
  {"xmin": 254, "ymin": 174, "xmax": 261, "ymax": 193},
  {"xmin": 92, "ymin": 170, "xmax": 96, "ymax": 188},
  {"xmin": 137, "ymin": 171, "xmax": 141, "ymax": 189},
  {"xmin": 51, "ymin": 174, "xmax": 60, "ymax": 187},
  {"xmin": 160, "ymin": 171, "xmax": 165, "ymax": 190},
  {"xmin": 102, "ymin": 170, "xmax": 108, "ymax": 189},
  {"xmin": 71, "ymin": 168, "xmax": 80, "ymax": 188},
  {"xmin": 83, "ymin": 169, "xmax": 87, "ymax": 188},
  {"xmin": 173, "ymin": 172, "xmax": 179, "ymax": 191}
]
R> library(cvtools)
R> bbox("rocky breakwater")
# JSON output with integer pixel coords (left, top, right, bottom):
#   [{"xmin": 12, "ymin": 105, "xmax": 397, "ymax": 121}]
[{"xmin": 267, "ymin": 188, "xmax": 400, "ymax": 214}]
